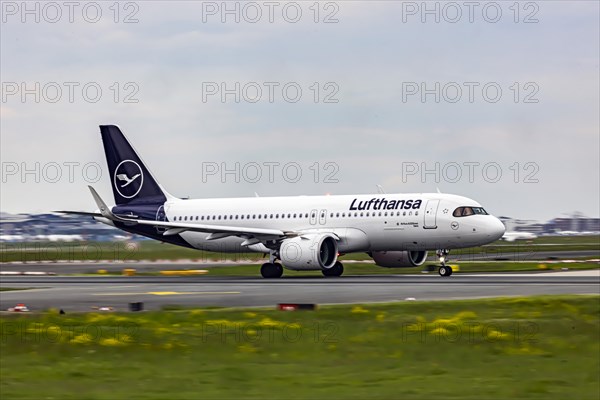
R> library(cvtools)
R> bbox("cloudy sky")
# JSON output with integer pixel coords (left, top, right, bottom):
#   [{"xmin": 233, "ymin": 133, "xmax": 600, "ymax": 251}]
[{"xmin": 1, "ymin": 1, "xmax": 598, "ymax": 221}]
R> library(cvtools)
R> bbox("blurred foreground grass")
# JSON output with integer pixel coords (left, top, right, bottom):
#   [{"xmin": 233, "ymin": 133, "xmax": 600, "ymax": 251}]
[{"xmin": 1, "ymin": 295, "xmax": 599, "ymax": 399}]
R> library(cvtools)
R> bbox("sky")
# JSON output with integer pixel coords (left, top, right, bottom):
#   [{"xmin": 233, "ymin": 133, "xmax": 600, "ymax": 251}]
[{"xmin": 1, "ymin": 0, "xmax": 599, "ymax": 221}]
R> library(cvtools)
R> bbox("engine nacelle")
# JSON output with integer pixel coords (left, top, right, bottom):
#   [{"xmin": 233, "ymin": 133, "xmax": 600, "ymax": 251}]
[
  {"xmin": 372, "ymin": 250, "xmax": 427, "ymax": 268},
  {"xmin": 280, "ymin": 234, "xmax": 338, "ymax": 270}
]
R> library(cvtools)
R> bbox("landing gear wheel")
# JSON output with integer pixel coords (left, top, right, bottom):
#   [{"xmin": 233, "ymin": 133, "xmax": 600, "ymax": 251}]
[
  {"xmin": 438, "ymin": 265, "xmax": 453, "ymax": 277},
  {"xmin": 322, "ymin": 261, "xmax": 344, "ymax": 277},
  {"xmin": 436, "ymin": 249, "xmax": 450, "ymax": 267},
  {"xmin": 261, "ymin": 263, "xmax": 283, "ymax": 279}
]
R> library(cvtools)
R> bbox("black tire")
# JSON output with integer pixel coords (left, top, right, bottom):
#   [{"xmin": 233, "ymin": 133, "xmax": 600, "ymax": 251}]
[
  {"xmin": 438, "ymin": 266, "xmax": 452, "ymax": 277},
  {"xmin": 322, "ymin": 261, "xmax": 344, "ymax": 277},
  {"xmin": 261, "ymin": 263, "xmax": 283, "ymax": 279},
  {"xmin": 272, "ymin": 263, "xmax": 283, "ymax": 278}
]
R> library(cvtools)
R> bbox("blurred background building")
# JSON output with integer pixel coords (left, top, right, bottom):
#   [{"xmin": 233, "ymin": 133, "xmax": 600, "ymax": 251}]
[{"xmin": 0, "ymin": 212, "xmax": 136, "ymax": 242}]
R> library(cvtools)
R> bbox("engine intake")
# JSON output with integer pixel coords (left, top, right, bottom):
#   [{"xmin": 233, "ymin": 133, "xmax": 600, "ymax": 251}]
[
  {"xmin": 372, "ymin": 250, "xmax": 427, "ymax": 268},
  {"xmin": 280, "ymin": 234, "xmax": 338, "ymax": 270}
]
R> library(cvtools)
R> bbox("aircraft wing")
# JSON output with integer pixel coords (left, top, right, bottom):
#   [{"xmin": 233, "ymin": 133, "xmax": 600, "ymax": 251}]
[{"xmin": 131, "ymin": 218, "xmax": 289, "ymax": 239}]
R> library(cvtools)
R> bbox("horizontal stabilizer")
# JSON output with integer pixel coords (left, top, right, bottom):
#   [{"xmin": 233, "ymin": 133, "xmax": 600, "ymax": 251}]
[{"xmin": 54, "ymin": 211, "xmax": 103, "ymax": 217}]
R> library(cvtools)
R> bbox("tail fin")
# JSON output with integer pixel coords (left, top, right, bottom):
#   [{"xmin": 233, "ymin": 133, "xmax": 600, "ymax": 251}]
[{"xmin": 100, "ymin": 125, "xmax": 167, "ymax": 205}]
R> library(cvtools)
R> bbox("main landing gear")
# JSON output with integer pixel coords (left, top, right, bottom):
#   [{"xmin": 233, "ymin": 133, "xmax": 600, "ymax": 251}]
[
  {"xmin": 260, "ymin": 262, "xmax": 283, "ymax": 279},
  {"xmin": 260, "ymin": 252, "xmax": 345, "ymax": 279},
  {"xmin": 436, "ymin": 249, "xmax": 452, "ymax": 277},
  {"xmin": 322, "ymin": 261, "xmax": 344, "ymax": 277},
  {"xmin": 261, "ymin": 251, "xmax": 283, "ymax": 278}
]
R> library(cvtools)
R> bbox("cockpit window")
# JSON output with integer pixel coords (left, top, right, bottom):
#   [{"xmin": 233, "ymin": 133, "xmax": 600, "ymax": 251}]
[{"xmin": 453, "ymin": 206, "xmax": 488, "ymax": 217}]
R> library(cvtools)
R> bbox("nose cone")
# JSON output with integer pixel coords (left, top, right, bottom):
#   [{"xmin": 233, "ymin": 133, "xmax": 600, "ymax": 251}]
[{"xmin": 488, "ymin": 217, "xmax": 506, "ymax": 241}]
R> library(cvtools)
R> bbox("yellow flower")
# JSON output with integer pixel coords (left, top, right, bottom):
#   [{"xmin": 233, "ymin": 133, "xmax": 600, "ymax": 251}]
[
  {"xmin": 71, "ymin": 334, "xmax": 94, "ymax": 345},
  {"xmin": 99, "ymin": 338, "xmax": 127, "ymax": 347},
  {"xmin": 454, "ymin": 311, "xmax": 477, "ymax": 320},
  {"xmin": 238, "ymin": 344, "xmax": 258, "ymax": 353}
]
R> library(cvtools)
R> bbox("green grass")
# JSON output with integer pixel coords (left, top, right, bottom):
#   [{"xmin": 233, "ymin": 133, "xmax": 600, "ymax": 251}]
[
  {"xmin": 1, "ymin": 235, "xmax": 598, "ymax": 263},
  {"xmin": 1, "ymin": 295, "xmax": 599, "ymax": 399},
  {"xmin": 0, "ymin": 288, "xmax": 33, "ymax": 292}
]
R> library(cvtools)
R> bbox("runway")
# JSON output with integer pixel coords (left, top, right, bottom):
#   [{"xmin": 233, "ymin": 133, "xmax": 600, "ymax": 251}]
[{"xmin": 1, "ymin": 271, "xmax": 598, "ymax": 312}]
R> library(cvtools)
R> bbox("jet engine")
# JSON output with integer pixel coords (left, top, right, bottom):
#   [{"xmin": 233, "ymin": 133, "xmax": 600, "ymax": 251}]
[
  {"xmin": 280, "ymin": 234, "xmax": 338, "ymax": 270},
  {"xmin": 371, "ymin": 250, "xmax": 427, "ymax": 268}
]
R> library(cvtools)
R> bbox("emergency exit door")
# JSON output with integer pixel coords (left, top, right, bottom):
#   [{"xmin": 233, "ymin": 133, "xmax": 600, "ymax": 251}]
[{"xmin": 423, "ymin": 200, "xmax": 440, "ymax": 229}]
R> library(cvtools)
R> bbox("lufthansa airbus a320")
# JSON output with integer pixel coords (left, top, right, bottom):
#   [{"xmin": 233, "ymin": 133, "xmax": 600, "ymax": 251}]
[{"xmin": 62, "ymin": 125, "xmax": 505, "ymax": 278}]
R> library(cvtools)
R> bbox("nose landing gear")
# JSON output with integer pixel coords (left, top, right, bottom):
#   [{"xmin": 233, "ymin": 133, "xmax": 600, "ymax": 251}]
[{"xmin": 436, "ymin": 249, "xmax": 452, "ymax": 277}]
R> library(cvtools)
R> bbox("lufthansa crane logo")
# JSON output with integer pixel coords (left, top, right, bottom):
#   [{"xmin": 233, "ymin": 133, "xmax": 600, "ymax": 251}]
[{"xmin": 114, "ymin": 160, "xmax": 144, "ymax": 199}]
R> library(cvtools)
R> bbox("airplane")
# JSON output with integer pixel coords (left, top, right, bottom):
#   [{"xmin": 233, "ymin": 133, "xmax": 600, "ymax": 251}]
[{"xmin": 61, "ymin": 125, "xmax": 506, "ymax": 278}]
